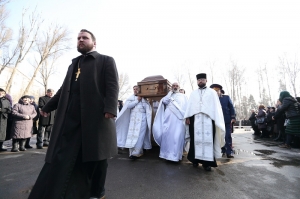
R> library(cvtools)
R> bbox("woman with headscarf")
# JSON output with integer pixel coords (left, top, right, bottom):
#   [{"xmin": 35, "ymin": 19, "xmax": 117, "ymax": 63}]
[
  {"xmin": 25, "ymin": 96, "xmax": 40, "ymax": 148},
  {"xmin": 256, "ymin": 104, "xmax": 268, "ymax": 138},
  {"xmin": 273, "ymin": 91, "xmax": 300, "ymax": 148},
  {"xmin": 11, "ymin": 95, "xmax": 37, "ymax": 152}
]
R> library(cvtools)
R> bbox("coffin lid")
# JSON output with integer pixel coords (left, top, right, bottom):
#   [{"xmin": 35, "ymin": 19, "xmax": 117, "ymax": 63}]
[{"xmin": 140, "ymin": 75, "xmax": 166, "ymax": 82}]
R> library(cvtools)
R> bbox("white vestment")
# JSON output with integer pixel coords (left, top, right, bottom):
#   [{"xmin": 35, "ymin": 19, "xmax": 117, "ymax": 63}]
[
  {"xmin": 116, "ymin": 95, "xmax": 152, "ymax": 157},
  {"xmin": 153, "ymin": 92, "xmax": 188, "ymax": 161},
  {"xmin": 184, "ymin": 87, "xmax": 225, "ymax": 160}
]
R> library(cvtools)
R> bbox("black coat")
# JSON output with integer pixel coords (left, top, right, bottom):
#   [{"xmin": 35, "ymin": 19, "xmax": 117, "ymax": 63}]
[
  {"xmin": 42, "ymin": 51, "xmax": 119, "ymax": 163},
  {"xmin": 0, "ymin": 97, "xmax": 11, "ymax": 141},
  {"xmin": 38, "ymin": 96, "xmax": 55, "ymax": 126},
  {"xmin": 274, "ymin": 97, "xmax": 300, "ymax": 119}
]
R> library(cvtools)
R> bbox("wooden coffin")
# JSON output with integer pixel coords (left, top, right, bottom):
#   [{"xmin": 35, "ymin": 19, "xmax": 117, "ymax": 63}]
[{"xmin": 137, "ymin": 75, "xmax": 171, "ymax": 98}]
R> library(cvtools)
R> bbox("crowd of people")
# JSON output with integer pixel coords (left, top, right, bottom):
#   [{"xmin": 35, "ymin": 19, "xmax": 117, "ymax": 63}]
[
  {"xmin": 116, "ymin": 73, "xmax": 236, "ymax": 172},
  {"xmin": 1, "ymin": 28, "xmax": 299, "ymax": 199},
  {"xmin": 248, "ymin": 92, "xmax": 300, "ymax": 149},
  {"xmin": 0, "ymin": 88, "xmax": 56, "ymax": 153}
]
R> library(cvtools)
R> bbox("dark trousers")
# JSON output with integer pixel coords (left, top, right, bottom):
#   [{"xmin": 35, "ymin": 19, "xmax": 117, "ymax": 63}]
[
  {"xmin": 29, "ymin": 147, "xmax": 107, "ymax": 199},
  {"xmin": 37, "ymin": 125, "xmax": 52, "ymax": 146},
  {"xmin": 222, "ymin": 123, "xmax": 233, "ymax": 155}
]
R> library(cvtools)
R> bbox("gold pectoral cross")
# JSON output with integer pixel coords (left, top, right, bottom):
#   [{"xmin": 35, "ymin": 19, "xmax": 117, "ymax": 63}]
[{"xmin": 75, "ymin": 68, "xmax": 81, "ymax": 81}]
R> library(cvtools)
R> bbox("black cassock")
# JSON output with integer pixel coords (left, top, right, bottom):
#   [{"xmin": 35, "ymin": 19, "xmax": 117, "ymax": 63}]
[
  {"xmin": 29, "ymin": 56, "xmax": 107, "ymax": 199},
  {"xmin": 187, "ymin": 115, "xmax": 218, "ymax": 167}
]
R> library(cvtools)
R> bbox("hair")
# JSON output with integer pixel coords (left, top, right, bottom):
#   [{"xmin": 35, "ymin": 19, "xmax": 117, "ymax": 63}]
[
  {"xmin": 133, "ymin": 85, "xmax": 138, "ymax": 88},
  {"xmin": 80, "ymin": 29, "xmax": 96, "ymax": 42},
  {"xmin": 179, "ymin": 89, "xmax": 185, "ymax": 94},
  {"xmin": 258, "ymin": 104, "xmax": 265, "ymax": 109},
  {"xmin": 47, "ymin": 89, "xmax": 54, "ymax": 93}
]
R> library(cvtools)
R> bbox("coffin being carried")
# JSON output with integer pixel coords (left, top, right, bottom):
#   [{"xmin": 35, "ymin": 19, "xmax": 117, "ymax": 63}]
[{"xmin": 137, "ymin": 75, "xmax": 171, "ymax": 98}]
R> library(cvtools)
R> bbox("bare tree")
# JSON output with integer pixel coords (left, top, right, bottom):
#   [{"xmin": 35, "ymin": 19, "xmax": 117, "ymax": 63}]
[
  {"xmin": 0, "ymin": 0, "xmax": 13, "ymax": 75},
  {"xmin": 0, "ymin": 0, "xmax": 11, "ymax": 48},
  {"xmin": 118, "ymin": 72, "xmax": 131, "ymax": 100},
  {"xmin": 173, "ymin": 65, "xmax": 186, "ymax": 88},
  {"xmin": 186, "ymin": 67, "xmax": 195, "ymax": 91},
  {"xmin": 279, "ymin": 54, "xmax": 300, "ymax": 97},
  {"xmin": 225, "ymin": 60, "xmax": 246, "ymax": 120},
  {"xmin": 35, "ymin": 52, "xmax": 61, "ymax": 93},
  {"xmin": 4, "ymin": 9, "xmax": 42, "ymax": 93},
  {"xmin": 207, "ymin": 59, "xmax": 216, "ymax": 83},
  {"xmin": 23, "ymin": 24, "xmax": 70, "ymax": 95},
  {"xmin": 261, "ymin": 64, "xmax": 272, "ymax": 105}
]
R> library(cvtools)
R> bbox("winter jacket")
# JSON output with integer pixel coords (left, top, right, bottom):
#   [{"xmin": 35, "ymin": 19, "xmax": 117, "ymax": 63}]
[{"xmin": 274, "ymin": 97, "xmax": 300, "ymax": 119}]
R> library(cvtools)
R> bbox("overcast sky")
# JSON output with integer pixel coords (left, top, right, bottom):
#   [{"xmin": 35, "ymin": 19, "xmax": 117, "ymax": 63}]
[{"xmin": 6, "ymin": 0, "xmax": 300, "ymax": 101}]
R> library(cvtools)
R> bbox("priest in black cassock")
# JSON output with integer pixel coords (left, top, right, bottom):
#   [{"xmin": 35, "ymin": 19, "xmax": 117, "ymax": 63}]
[
  {"xmin": 29, "ymin": 29, "xmax": 119, "ymax": 199},
  {"xmin": 184, "ymin": 73, "xmax": 225, "ymax": 171}
]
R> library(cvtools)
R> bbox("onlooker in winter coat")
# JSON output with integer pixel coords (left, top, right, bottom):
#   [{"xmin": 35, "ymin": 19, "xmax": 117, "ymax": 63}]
[
  {"xmin": 25, "ymin": 96, "xmax": 40, "ymax": 149},
  {"xmin": 266, "ymin": 107, "xmax": 276, "ymax": 136},
  {"xmin": 249, "ymin": 109, "xmax": 260, "ymax": 135},
  {"xmin": 10, "ymin": 95, "xmax": 37, "ymax": 152},
  {"xmin": 273, "ymin": 91, "xmax": 300, "ymax": 149},
  {"xmin": 37, "ymin": 89, "xmax": 55, "ymax": 149},
  {"xmin": 0, "ymin": 88, "xmax": 11, "ymax": 151},
  {"xmin": 273, "ymin": 100, "xmax": 286, "ymax": 141},
  {"xmin": 256, "ymin": 104, "xmax": 268, "ymax": 138},
  {"xmin": 4, "ymin": 94, "xmax": 13, "ymax": 142}
]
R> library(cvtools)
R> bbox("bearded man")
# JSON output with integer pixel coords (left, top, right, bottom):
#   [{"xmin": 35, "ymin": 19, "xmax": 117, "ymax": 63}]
[
  {"xmin": 153, "ymin": 82, "xmax": 188, "ymax": 162},
  {"xmin": 29, "ymin": 29, "xmax": 119, "ymax": 199},
  {"xmin": 116, "ymin": 85, "xmax": 152, "ymax": 159},
  {"xmin": 184, "ymin": 73, "xmax": 225, "ymax": 171}
]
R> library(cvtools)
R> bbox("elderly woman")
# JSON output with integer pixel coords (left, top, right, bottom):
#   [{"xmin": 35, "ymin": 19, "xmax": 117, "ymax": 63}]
[
  {"xmin": 256, "ymin": 104, "xmax": 268, "ymax": 138},
  {"xmin": 11, "ymin": 95, "xmax": 37, "ymax": 152},
  {"xmin": 273, "ymin": 91, "xmax": 300, "ymax": 148}
]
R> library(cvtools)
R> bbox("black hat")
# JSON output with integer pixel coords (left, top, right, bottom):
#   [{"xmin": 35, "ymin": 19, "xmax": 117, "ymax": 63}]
[
  {"xmin": 196, "ymin": 73, "xmax": 206, "ymax": 79},
  {"xmin": 21, "ymin": 95, "xmax": 31, "ymax": 99},
  {"xmin": 210, "ymin": 84, "xmax": 223, "ymax": 90},
  {"xmin": 0, "ymin": 88, "xmax": 6, "ymax": 93}
]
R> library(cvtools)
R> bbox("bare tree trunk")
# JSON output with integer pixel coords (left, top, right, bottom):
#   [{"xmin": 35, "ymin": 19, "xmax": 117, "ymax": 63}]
[
  {"xmin": 5, "ymin": 9, "xmax": 41, "ymax": 93},
  {"xmin": 23, "ymin": 25, "xmax": 70, "ymax": 95},
  {"xmin": 262, "ymin": 64, "xmax": 272, "ymax": 105}
]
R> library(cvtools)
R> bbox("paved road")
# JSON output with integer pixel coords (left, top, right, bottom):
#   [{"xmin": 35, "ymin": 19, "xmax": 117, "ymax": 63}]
[{"xmin": 0, "ymin": 130, "xmax": 299, "ymax": 199}]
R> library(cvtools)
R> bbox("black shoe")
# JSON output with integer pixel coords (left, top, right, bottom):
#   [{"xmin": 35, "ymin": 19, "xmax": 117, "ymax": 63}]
[
  {"xmin": 192, "ymin": 163, "xmax": 199, "ymax": 167},
  {"xmin": 25, "ymin": 145, "xmax": 33, "ymax": 149},
  {"xmin": 129, "ymin": 155, "xmax": 138, "ymax": 160},
  {"xmin": 37, "ymin": 145, "xmax": 43, "ymax": 149},
  {"xmin": 202, "ymin": 165, "xmax": 211, "ymax": 171},
  {"xmin": 0, "ymin": 148, "xmax": 7, "ymax": 152},
  {"xmin": 43, "ymin": 142, "xmax": 49, "ymax": 147},
  {"xmin": 227, "ymin": 154, "xmax": 234, "ymax": 158}
]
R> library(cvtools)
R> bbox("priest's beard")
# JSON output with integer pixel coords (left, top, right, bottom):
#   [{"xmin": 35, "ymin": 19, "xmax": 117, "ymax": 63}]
[
  {"xmin": 172, "ymin": 88, "xmax": 179, "ymax": 93},
  {"xmin": 198, "ymin": 83, "xmax": 206, "ymax": 88},
  {"xmin": 77, "ymin": 43, "xmax": 94, "ymax": 54}
]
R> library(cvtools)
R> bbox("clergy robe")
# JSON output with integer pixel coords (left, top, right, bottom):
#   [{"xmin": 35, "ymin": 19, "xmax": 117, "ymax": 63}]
[
  {"xmin": 116, "ymin": 95, "xmax": 152, "ymax": 157},
  {"xmin": 29, "ymin": 51, "xmax": 119, "ymax": 199},
  {"xmin": 153, "ymin": 91, "xmax": 188, "ymax": 161},
  {"xmin": 184, "ymin": 87, "xmax": 225, "ymax": 167}
]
